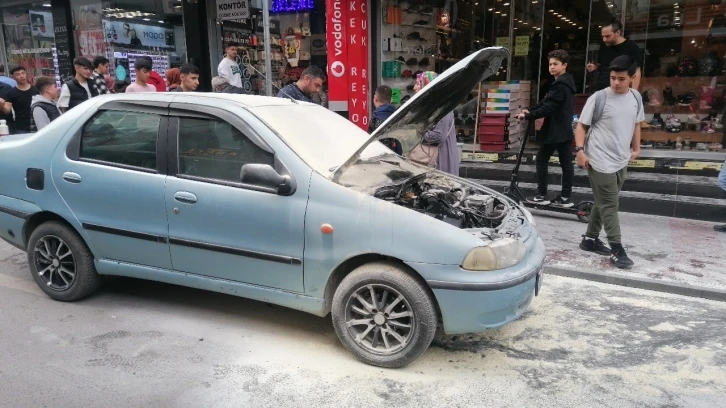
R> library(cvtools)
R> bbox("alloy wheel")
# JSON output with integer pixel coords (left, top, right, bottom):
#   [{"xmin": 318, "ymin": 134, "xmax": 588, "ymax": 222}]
[
  {"xmin": 33, "ymin": 235, "xmax": 76, "ymax": 291},
  {"xmin": 344, "ymin": 284, "xmax": 415, "ymax": 355}
]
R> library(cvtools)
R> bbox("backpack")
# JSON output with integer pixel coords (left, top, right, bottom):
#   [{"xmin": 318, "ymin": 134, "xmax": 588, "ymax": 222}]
[{"xmin": 590, "ymin": 88, "xmax": 642, "ymax": 128}]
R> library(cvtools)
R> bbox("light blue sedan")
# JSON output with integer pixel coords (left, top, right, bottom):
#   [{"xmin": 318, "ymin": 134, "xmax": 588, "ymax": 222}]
[{"xmin": 0, "ymin": 47, "xmax": 544, "ymax": 368}]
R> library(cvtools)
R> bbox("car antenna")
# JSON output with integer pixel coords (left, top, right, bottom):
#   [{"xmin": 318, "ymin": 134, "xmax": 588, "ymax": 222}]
[{"xmin": 243, "ymin": 58, "xmax": 299, "ymax": 104}]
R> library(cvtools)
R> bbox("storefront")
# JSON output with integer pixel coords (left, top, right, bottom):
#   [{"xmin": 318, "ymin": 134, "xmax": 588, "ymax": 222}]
[{"xmin": 372, "ymin": 0, "xmax": 726, "ymax": 162}]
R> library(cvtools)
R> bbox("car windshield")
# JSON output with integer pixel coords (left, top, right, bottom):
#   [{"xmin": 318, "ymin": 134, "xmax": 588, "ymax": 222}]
[{"xmin": 250, "ymin": 104, "xmax": 390, "ymax": 176}]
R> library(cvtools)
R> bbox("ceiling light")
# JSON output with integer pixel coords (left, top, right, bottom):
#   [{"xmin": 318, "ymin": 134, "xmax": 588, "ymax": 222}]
[
  {"xmin": 556, "ymin": 26, "xmax": 560, "ymax": 29},
  {"xmin": 673, "ymin": 3, "xmax": 679, "ymax": 7},
  {"xmin": 524, "ymin": 22, "xmax": 528, "ymax": 25},
  {"xmin": 578, "ymin": 26, "xmax": 583, "ymax": 29},
  {"xmin": 502, "ymin": 13, "xmax": 507, "ymax": 16},
  {"xmin": 536, "ymin": 27, "xmax": 541, "ymax": 30},
  {"xmin": 489, "ymin": 8, "xmax": 493, "ymax": 11},
  {"xmin": 549, "ymin": 9, "xmax": 554, "ymax": 12},
  {"xmin": 158, "ymin": 20, "xmax": 164, "ymax": 23},
  {"xmin": 495, "ymin": 11, "xmax": 500, "ymax": 14},
  {"xmin": 503, "ymin": 2, "xmax": 510, "ymax": 5}
]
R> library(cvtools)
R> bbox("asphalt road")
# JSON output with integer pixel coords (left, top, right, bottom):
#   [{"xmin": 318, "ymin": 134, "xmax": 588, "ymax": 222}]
[{"xmin": 1, "ymin": 241, "xmax": 725, "ymax": 408}]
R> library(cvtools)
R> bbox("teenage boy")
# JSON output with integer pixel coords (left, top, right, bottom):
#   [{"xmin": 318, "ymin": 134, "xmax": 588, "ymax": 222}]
[
  {"xmin": 125, "ymin": 57, "xmax": 157, "ymax": 93},
  {"xmin": 170, "ymin": 63, "xmax": 200, "ymax": 92},
  {"xmin": 58, "ymin": 57, "xmax": 100, "ymax": 112},
  {"xmin": 218, "ymin": 42, "xmax": 243, "ymax": 89},
  {"xmin": 91, "ymin": 56, "xmax": 110, "ymax": 95},
  {"xmin": 31, "ymin": 76, "xmax": 62, "ymax": 130},
  {"xmin": 575, "ymin": 55, "xmax": 644, "ymax": 269},
  {"xmin": 516, "ymin": 49, "xmax": 576, "ymax": 207},
  {"xmin": 0, "ymin": 66, "xmax": 39, "ymax": 133},
  {"xmin": 369, "ymin": 85, "xmax": 402, "ymax": 155}
]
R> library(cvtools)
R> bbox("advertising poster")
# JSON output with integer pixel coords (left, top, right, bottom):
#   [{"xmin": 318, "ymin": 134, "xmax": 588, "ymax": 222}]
[
  {"xmin": 29, "ymin": 10, "xmax": 54, "ymax": 39},
  {"xmin": 326, "ymin": 0, "xmax": 348, "ymax": 112},
  {"xmin": 77, "ymin": 29, "xmax": 106, "ymax": 59},
  {"xmin": 103, "ymin": 20, "xmax": 175, "ymax": 49},
  {"xmin": 347, "ymin": 0, "xmax": 369, "ymax": 130}
]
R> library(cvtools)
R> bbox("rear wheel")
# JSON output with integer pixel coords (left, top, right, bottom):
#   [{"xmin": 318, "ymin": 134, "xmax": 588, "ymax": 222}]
[
  {"xmin": 27, "ymin": 221, "xmax": 101, "ymax": 301},
  {"xmin": 331, "ymin": 262, "xmax": 437, "ymax": 368}
]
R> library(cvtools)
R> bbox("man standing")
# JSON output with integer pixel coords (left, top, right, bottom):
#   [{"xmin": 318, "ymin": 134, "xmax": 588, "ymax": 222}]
[
  {"xmin": 169, "ymin": 64, "xmax": 200, "ymax": 92},
  {"xmin": 0, "ymin": 64, "xmax": 17, "ymax": 87},
  {"xmin": 516, "ymin": 49, "xmax": 576, "ymax": 207},
  {"xmin": 58, "ymin": 57, "xmax": 100, "ymax": 112},
  {"xmin": 31, "ymin": 76, "xmax": 62, "ymax": 131},
  {"xmin": 586, "ymin": 20, "xmax": 642, "ymax": 91},
  {"xmin": 124, "ymin": 57, "xmax": 157, "ymax": 93},
  {"xmin": 0, "ymin": 80, "xmax": 13, "ymax": 132},
  {"xmin": 276, "ymin": 66, "xmax": 325, "ymax": 103},
  {"xmin": 91, "ymin": 56, "xmax": 111, "ymax": 95},
  {"xmin": 575, "ymin": 55, "xmax": 643, "ymax": 269},
  {"xmin": 0, "ymin": 66, "xmax": 39, "ymax": 133},
  {"xmin": 218, "ymin": 42, "xmax": 244, "ymax": 89}
]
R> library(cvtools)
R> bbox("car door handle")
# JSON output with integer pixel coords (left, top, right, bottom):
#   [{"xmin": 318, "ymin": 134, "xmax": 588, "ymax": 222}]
[
  {"xmin": 62, "ymin": 172, "xmax": 82, "ymax": 183},
  {"xmin": 174, "ymin": 191, "xmax": 197, "ymax": 204}
]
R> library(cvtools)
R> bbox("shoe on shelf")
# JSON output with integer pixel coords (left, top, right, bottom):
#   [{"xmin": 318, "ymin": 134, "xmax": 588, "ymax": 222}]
[
  {"xmin": 529, "ymin": 195, "xmax": 550, "ymax": 205},
  {"xmin": 551, "ymin": 196, "xmax": 575, "ymax": 208},
  {"xmin": 715, "ymin": 224, "xmax": 726, "ymax": 232},
  {"xmin": 579, "ymin": 235, "xmax": 611, "ymax": 256},
  {"xmin": 610, "ymin": 243, "xmax": 634, "ymax": 269}
]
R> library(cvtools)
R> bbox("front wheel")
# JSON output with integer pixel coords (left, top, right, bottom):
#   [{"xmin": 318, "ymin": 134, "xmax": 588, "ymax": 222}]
[
  {"xmin": 26, "ymin": 221, "xmax": 101, "ymax": 301},
  {"xmin": 331, "ymin": 262, "xmax": 437, "ymax": 368}
]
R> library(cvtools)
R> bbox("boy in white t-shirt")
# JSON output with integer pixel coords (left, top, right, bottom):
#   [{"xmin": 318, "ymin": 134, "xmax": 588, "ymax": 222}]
[
  {"xmin": 574, "ymin": 55, "xmax": 643, "ymax": 269},
  {"xmin": 217, "ymin": 42, "xmax": 243, "ymax": 89}
]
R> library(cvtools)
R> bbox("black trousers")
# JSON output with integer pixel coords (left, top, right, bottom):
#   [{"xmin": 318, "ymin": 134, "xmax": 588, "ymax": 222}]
[{"xmin": 536, "ymin": 141, "xmax": 574, "ymax": 197}]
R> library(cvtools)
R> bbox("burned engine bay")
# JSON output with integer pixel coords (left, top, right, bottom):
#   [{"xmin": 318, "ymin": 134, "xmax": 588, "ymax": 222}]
[{"xmin": 373, "ymin": 171, "xmax": 512, "ymax": 230}]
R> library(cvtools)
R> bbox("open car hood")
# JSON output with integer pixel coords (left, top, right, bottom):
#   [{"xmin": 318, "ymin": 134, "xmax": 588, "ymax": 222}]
[{"xmin": 331, "ymin": 46, "xmax": 509, "ymax": 182}]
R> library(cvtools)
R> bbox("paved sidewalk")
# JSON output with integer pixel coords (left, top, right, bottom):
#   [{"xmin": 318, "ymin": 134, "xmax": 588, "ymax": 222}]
[{"xmin": 534, "ymin": 210, "xmax": 726, "ymax": 297}]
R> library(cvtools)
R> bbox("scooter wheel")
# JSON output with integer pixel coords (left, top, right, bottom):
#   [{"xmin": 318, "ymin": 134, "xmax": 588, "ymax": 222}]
[{"xmin": 576, "ymin": 201, "xmax": 594, "ymax": 223}]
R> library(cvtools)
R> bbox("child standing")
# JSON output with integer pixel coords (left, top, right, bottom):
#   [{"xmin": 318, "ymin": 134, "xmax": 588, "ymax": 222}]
[
  {"xmin": 124, "ymin": 57, "xmax": 157, "ymax": 93},
  {"xmin": 516, "ymin": 49, "xmax": 576, "ymax": 207}
]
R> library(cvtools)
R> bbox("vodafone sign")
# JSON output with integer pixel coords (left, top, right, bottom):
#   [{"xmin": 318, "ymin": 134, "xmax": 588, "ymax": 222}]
[{"xmin": 326, "ymin": 0, "xmax": 369, "ymax": 130}]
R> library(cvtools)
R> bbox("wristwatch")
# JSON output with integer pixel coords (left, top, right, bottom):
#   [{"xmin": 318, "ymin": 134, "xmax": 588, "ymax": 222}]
[{"xmin": 574, "ymin": 146, "xmax": 585, "ymax": 153}]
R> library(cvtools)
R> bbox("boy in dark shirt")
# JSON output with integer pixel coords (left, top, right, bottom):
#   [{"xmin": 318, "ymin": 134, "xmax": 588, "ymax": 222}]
[{"xmin": 0, "ymin": 66, "xmax": 39, "ymax": 133}]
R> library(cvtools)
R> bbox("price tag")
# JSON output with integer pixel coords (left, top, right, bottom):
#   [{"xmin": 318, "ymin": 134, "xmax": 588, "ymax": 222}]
[
  {"xmin": 473, "ymin": 153, "xmax": 499, "ymax": 162},
  {"xmin": 628, "ymin": 159, "xmax": 655, "ymax": 168}
]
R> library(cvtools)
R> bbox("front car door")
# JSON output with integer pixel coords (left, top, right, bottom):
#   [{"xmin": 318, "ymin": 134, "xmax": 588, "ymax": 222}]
[
  {"xmin": 54, "ymin": 100, "xmax": 172, "ymax": 269},
  {"xmin": 163, "ymin": 102, "xmax": 309, "ymax": 293}
]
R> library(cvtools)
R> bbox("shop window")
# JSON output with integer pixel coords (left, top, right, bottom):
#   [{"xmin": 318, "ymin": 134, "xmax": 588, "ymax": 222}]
[{"xmin": 69, "ymin": 0, "xmax": 187, "ymax": 93}]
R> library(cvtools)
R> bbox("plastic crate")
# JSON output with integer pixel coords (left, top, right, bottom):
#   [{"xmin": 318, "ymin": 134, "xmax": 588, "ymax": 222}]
[
  {"xmin": 478, "ymin": 132, "xmax": 508, "ymax": 142},
  {"xmin": 478, "ymin": 124, "xmax": 508, "ymax": 135},
  {"xmin": 479, "ymin": 114, "xmax": 509, "ymax": 125}
]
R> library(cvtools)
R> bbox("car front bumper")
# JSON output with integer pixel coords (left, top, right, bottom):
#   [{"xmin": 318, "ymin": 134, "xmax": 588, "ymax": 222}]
[{"xmin": 406, "ymin": 236, "xmax": 546, "ymax": 334}]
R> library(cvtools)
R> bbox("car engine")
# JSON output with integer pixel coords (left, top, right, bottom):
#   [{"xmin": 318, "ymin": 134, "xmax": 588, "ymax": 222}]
[{"xmin": 373, "ymin": 172, "xmax": 509, "ymax": 229}]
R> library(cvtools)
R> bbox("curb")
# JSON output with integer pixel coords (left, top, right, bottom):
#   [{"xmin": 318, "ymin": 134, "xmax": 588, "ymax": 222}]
[{"xmin": 544, "ymin": 265, "xmax": 726, "ymax": 303}]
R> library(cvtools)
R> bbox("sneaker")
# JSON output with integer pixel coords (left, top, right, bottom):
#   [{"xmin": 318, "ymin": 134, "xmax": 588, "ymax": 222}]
[
  {"xmin": 579, "ymin": 235, "xmax": 611, "ymax": 256},
  {"xmin": 610, "ymin": 243, "xmax": 634, "ymax": 269},
  {"xmin": 715, "ymin": 224, "xmax": 726, "ymax": 232},
  {"xmin": 551, "ymin": 196, "xmax": 575, "ymax": 208},
  {"xmin": 529, "ymin": 195, "xmax": 550, "ymax": 205}
]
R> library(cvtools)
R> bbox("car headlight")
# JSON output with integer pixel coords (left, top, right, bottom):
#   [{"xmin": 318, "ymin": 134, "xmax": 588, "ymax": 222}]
[
  {"xmin": 522, "ymin": 207, "xmax": 536, "ymax": 227},
  {"xmin": 461, "ymin": 238, "xmax": 526, "ymax": 271}
]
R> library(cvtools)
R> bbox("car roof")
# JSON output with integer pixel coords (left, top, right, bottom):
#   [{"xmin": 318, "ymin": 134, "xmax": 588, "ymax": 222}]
[{"xmin": 94, "ymin": 92, "xmax": 314, "ymax": 108}]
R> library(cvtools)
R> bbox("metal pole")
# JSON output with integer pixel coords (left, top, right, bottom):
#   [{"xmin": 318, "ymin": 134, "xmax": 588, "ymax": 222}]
[
  {"xmin": 261, "ymin": 0, "xmax": 273, "ymax": 96},
  {"xmin": 507, "ymin": 0, "xmax": 514, "ymax": 80},
  {"xmin": 584, "ymin": 0, "xmax": 593, "ymax": 91}
]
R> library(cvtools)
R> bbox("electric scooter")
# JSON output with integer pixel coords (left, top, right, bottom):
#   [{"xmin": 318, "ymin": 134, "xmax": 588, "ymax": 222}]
[{"xmin": 505, "ymin": 120, "xmax": 593, "ymax": 223}]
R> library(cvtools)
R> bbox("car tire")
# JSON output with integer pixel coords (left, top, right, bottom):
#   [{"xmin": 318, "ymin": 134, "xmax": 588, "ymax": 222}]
[
  {"xmin": 26, "ymin": 221, "xmax": 101, "ymax": 302},
  {"xmin": 331, "ymin": 262, "xmax": 437, "ymax": 368}
]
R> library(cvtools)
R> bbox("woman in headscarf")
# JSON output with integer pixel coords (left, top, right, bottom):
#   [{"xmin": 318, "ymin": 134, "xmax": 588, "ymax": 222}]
[
  {"xmin": 413, "ymin": 71, "xmax": 460, "ymax": 175},
  {"xmin": 164, "ymin": 68, "xmax": 181, "ymax": 91}
]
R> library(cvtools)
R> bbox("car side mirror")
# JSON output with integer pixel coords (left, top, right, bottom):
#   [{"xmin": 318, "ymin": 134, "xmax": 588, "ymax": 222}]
[{"xmin": 240, "ymin": 163, "xmax": 294, "ymax": 196}]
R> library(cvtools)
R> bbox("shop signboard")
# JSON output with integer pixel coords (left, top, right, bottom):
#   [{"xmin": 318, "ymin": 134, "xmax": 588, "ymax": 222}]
[
  {"xmin": 102, "ymin": 20, "xmax": 175, "ymax": 49},
  {"xmin": 326, "ymin": 0, "xmax": 348, "ymax": 112},
  {"xmin": 347, "ymin": 0, "xmax": 369, "ymax": 130},
  {"xmin": 77, "ymin": 29, "xmax": 105, "ymax": 58},
  {"xmin": 29, "ymin": 10, "xmax": 55, "ymax": 40},
  {"xmin": 217, "ymin": 0, "xmax": 250, "ymax": 21}
]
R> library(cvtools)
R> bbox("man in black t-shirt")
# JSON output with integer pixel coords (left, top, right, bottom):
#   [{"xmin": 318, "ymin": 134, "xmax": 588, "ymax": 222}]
[
  {"xmin": 0, "ymin": 66, "xmax": 39, "ymax": 133},
  {"xmin": 586, "ymin": 21, "xmax": 642, "ymax": 91}
]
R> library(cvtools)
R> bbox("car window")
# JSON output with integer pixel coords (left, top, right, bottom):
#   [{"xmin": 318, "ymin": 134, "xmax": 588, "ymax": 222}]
[
  {"xmin": 177, "ymin": 117, "xmax": 274, "ymax": 183},
  {"xmin": 80, "ymin": 110, "xmax": 160, "ymax": 170}
]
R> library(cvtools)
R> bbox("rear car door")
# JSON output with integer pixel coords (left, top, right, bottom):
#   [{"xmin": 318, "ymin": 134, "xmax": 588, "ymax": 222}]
[
  {"xmin": 163, "ymin": 103, "xmax": 307, "ymax": 292},
  {"xmin": 54, "ymin": 101, "xmax": 172, "ymax": 269}
]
